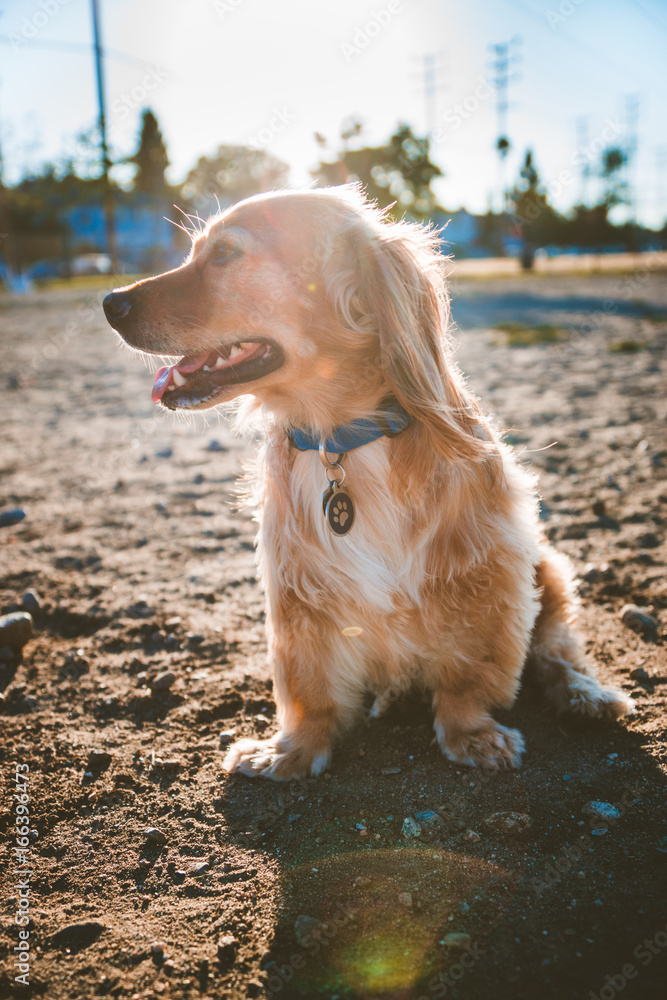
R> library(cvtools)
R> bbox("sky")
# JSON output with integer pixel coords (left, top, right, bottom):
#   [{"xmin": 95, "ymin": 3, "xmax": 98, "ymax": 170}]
[{"xmin": 1, "ymin": 0, "xmax": 666, "ymax": 226}]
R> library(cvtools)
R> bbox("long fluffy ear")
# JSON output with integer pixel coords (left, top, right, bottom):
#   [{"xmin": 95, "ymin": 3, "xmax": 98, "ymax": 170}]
[{"xmin": 346, "ymin": 213, "xmax": 498, "ymax": 466}]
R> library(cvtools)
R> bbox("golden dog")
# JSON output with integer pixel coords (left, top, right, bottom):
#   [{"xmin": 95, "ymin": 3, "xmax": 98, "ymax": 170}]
[{"xmin": 103, "ymin": 186, "xmax": 633, "ymax": 779}]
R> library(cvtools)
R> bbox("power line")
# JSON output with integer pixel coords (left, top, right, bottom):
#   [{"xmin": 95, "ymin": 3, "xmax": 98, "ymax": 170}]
[
  {"xmin": 90, "ymin": 0, "xmax": 117, "ymax": 272},
  {"xmin": 488, "ymin": 35, "xmax": 522, "ymax": 213},
  {"xmin": 0, "ymin": 33, "xmax": 154, "ymax": 71}
]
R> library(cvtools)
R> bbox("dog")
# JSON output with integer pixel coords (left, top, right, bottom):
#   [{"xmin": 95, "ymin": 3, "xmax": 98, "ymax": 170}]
[{"xmin": 103, "ymin": 185, "xmax": 633, "ymax": 780}]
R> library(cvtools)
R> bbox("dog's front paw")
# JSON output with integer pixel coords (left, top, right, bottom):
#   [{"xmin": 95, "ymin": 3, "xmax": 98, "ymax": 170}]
[
  {"xmin": 436, "ymin": 722, "xmax": 525, "ymax": 770},
  {"xmin": 223, "ymin": 736, "xmax": 330, "ymax": 781}
]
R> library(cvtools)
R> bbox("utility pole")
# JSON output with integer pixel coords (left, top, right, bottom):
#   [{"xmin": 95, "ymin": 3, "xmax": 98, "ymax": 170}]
[
  {"xmin": 90, "ymin": 0, "xmax": 118, "ymax": 273},
  {"xmin": 488, "ymin": 36, "xmax": 522, "ymax": 215},
  {"xmin": 575, "ymin": 115, "xmax": 591, "ymax": 208},
  {"xmin": 412, "ymin": 52, "xmax": 447, "ymax": 138}
]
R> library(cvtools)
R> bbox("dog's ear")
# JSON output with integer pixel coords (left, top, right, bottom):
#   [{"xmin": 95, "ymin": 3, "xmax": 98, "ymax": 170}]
[{"xmin": 333, "ymin": 215, "xmax": 496, "ymax": 464}]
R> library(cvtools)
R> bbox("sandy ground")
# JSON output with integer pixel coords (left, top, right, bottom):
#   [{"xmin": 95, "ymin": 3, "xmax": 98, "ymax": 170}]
[{"xmin": 0, "ymin": 266, "xmax": 666, "ymax": 1000}]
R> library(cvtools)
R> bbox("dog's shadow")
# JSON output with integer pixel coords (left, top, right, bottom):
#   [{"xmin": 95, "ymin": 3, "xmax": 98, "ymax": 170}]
[{"xmin": 215, "ymin": 680, "xmax": 667, "ymax": 999}]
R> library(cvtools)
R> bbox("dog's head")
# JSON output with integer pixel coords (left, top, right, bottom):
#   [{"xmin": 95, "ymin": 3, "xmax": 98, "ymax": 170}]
[{"xmin": 104, "ymin": 186, "xmax": 488, "ymax": 457}]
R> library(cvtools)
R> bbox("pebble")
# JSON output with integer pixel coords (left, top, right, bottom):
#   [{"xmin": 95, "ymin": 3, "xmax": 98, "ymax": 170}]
[
  {"xmin": 151, "ymin": 941, "xmax": 166, "ymax": 957},
  {"xmin": 155, "ymin": 447, "xmax": 173, "ymax": 459},
  {"xmin": 144, "ymin": 827, "xmax": 167, "ymax": 845},
  {"xmin": 582, "ymin": 801, "xmax": 621, "ymax": 821},
  {"xmin": 294, "ymin": 915, "xmax": 324, "ymax": 947},
  {"xmin": 208, "ymin": 439, "xmax": 227, "ymax": 452},
  {"xmin": 0, "ymin": 612, "xmax": 33, "ymax": 652},
  {"xmin": 398, "ymin": 892, "xmax": 413, "ymax": 908},
  {"xmin": 21, "ymin": 589, "xmax": 41, "ymax": 614},
  {"xmin": 151, "ymin": 671, "xmax": 176, "ymax": 693},
  {"xmin": 191, "ymin": 862, "xmax": 210, "ymax": 876},
  {"xmin": 620, "ymin": 605, "xmax": 659, "ymax": 641},
  {"xmin": 219, "ymin": 728, "xmax": 236, "ymax": 744},
  {"xmin": 443, "ymin": 933, "xmax": 471, "ymax": 950},
  {"xmin": 0, "ymin": 508, "xmax": 26, "ymax": 528},
  {"xmin": 484, "ymin": 811, "xmax": 532, "ymax": 835},
  {"xmin": 630, "ymin": 667, "xmax": 650, "ymax": 682},
  {"xmin": 402, "ymin": 816, "xmax": 422, "ymax": 838},
  {"xmin": 415, "ymin": 810, "xmax": 443, "ymax": 831},
  {"xmin": 461, "ymin": 829, "xmax": 481, "ymax": 843},
  {"xmin": 381, "ymin": 767, "xmax": 401, "ymax": 775},
  {"xmin": 52, "ymin": 921, "xmax": 105, "ymax": 950},
  {"xmin": 216, "ymin": 934, "xmax": 237, "ymax": 968},
  {"xmin": 88, "ymin": 749, "xmax": 112, "ymax": 768}
]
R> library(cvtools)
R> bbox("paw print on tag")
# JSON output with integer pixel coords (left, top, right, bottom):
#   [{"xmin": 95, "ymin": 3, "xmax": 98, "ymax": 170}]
[
  {"xmin": 326, "ymin": 490, "xmax": 354, "ymax": 535},
  {"xmin": 333, "ymin": 498, "xmax": 349, "ymax": 526}
]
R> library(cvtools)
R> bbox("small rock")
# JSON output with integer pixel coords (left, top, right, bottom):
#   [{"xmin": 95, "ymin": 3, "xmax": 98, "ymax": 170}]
[
  {"xmin": 630, "ymin": 667, "xmax": 650, "ymax": 682},
  {"xmin": 484, "ymin": 811, "xmax": 532, "ymax": 835},
  {"xmin": 0, "ymin": 508, "xmax": 26, "ymax": 528},
  {"xmin": 144, "ymin": 827, "xmax": 167, "ymax": 845},
  {"xmin": 381, "ymin": 767, "xmax": 401, "ymax": 774},
  {"xmin": 52, "ymin": 921, "xmax": 105, "ymax": 951},
  {"xmin": 216, "ymin": 934, "xmax": 237, "ymax": 968},
  {"xmin": 402, "ymin": 816, "xmax": 422, "ymax": 838},
  {"xmin": 151, "ymin": 941, "xmax": 166, "ymax": 957},
  {"xmin": 620, "ymin": 605, "xmax": 659, "ymax": 641},
  {"xmin": 219, "ymin": 728, "xmax": 236, "ymax": 745},
  {"xmin": 88, "ymin": 749, "xmax": 112, "ymax": 768},
  {"xmin": 461, "ymin": 829, "xmax": 481, "ymax": 843},
  {"xmin": 0, "ymin": 612, "xmax": 33, "ymax": 652},
  {"xmin": 21, "ymin": 589, "xmax": 41, "ymax": 614},
  {"xmin": 294, "ymin": 914, "xmax": 324, "ymax": 948},
  {"xmin": 592, "ymin": 499, "xmax": 607, "ymax": 517},
  {"xmin": 155, "ymin": 447, "xmax": 173, "ymax": 459},
  {"xmin": 582, "ymin": 801, "xmax": 620, "ymax": 821},
  {"xmin": 443, "ymin": 932, "xmax": 471, "ymax": 950},
  {"xmin": 191, "ymin": 862, "xmax": 210, "ymax": 876},
  {"xmin": 151, "ymin": 670, "xmax": 176, "ymax": 693},
  {"xmin": 208, "ymin": 439, "xmax": 227, "ymax": 453},
  {"xmin": 636, "ymin": 531, "xmax": 661, "ymax": 549},
  {"xmin": 591, "ymin": 827, "xmax": 608, "ymax": 836},
  {"xmin": 398, "ymin": 892, "xmax": 412, "ymax": 908},
  {"xmin": 415, "ymin": 810, "xmax": 443, "ymax": 831}
]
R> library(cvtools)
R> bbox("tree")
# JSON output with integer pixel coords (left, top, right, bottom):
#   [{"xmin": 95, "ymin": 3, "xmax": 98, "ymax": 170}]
[
  {"xmin": 179, "ymin": 145, "xmax": 289, "ymax": 216},
  {"xmin": 129, "ymin": 110, "xmax": 169, "ymax": 195},
  {"xmin": 601, "ymin": 147, "xmax": 627, "ymax": 211},
  {"xmin": 509, "ymin": 150, "xmax": 559, "ymax": 267},
  {"xmin": 312, "ymin": 122, "xmax": 442, "ymax": 219}
]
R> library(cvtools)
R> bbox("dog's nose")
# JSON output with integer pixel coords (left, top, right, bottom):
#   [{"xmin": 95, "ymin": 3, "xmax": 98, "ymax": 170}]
[{"xmin": 103, "ymin": 291, "xmax": 132, "ymax": 326}]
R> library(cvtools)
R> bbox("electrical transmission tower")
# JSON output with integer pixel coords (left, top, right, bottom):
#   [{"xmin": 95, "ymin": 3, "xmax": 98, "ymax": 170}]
[
  {"xmin": 575, "ymin": 115, "xmax": 592, "ymax": 208},
  {"xmin": 412, "ymin": 52, "xmax": 447, "ymax": 138},
  {"xmin": 488, "ymin": 36, "xmax": 522, "ymax": 214}
]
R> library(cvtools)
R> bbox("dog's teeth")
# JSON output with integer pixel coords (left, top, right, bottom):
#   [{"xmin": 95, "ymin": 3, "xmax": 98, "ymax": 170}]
[
  {"xmin": 239, "ymin": 341, "xmax": 253, "ymax": 350},
  {"xmin": 172, "ymin": 369, "xmax": 187, "ymax": 387},
  {"xmin": 214, "ymin": 356, "xmax": 226, "ymax": 369},
  {"xmin": 203, "ymin": 365, "xmax": 211, "ymax": 372},
  {"xmin": 229, "ymin": 345, "xmax": 244, "ymax": 360}
]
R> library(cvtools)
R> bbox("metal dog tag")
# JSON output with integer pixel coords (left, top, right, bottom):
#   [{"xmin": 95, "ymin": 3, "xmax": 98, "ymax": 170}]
[{"xmin": 325, "ymin": 487, "xmax": 355, "ymax": 535}]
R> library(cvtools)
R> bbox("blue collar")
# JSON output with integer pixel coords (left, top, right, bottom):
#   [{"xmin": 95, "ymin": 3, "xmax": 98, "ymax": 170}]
[{"xmin": 288, "ymin": 398, "xmax": 411, "ymax": 453}]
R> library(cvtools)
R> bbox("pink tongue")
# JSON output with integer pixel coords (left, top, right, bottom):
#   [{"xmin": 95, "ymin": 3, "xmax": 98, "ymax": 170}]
[
  {"xmin": 151, "ymin": 352, "xmax": 213, "ymax": 403},
  {"xmin": 152, "ymin": 366, "xmax": 172, "ymax": 402}
]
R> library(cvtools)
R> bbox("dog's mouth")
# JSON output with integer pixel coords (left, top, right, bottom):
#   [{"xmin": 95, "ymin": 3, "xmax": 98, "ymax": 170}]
[{"xmin": 151, "ymin": 339, "xmax": 284, "ymax": 409}]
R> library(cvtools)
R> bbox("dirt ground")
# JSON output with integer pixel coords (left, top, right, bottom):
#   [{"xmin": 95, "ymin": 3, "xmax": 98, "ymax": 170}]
[{"xmin": 1, "ymin": 265, "xmax": 666, "ymax": 1000}]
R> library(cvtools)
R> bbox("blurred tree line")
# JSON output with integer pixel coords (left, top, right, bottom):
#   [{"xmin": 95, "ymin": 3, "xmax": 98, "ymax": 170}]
[{"xmin": 0, "ymin": 107, "xmax": 664, "ymax": 277}]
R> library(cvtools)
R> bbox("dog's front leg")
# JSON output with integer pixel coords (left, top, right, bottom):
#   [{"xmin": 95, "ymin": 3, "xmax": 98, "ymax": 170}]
[{"xmin": 223, "ymin": 611, "xmax": 354, "ymax": 781}]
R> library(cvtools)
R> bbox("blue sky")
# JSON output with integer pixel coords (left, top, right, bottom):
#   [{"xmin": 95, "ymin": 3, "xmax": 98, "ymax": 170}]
[{"xmin": 1, "ymin": 0, "xmax": 666, "ymax": 225}]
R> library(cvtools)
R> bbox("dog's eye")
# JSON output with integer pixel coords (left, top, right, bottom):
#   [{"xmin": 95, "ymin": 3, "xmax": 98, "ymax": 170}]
[{"xmin": 214, "ymin": 244, "xmax": 238, "ymax": 262}]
